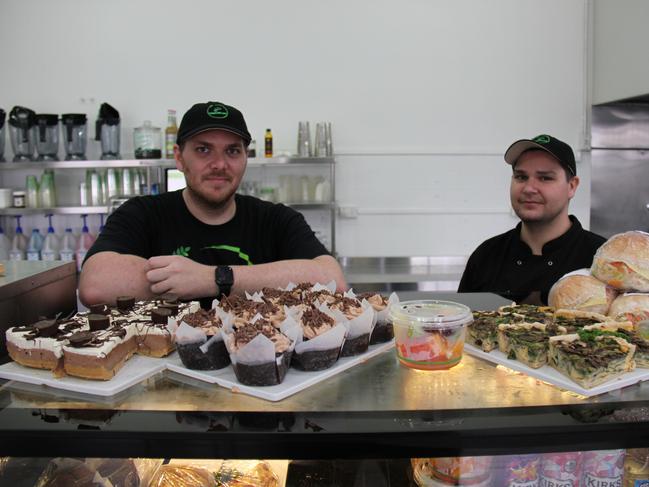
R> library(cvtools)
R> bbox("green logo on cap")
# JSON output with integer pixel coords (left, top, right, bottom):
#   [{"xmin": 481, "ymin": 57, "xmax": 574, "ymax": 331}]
[
  {"xmin": 533, "ymin": 134, "xmax": 551, "ymax": 144},
  {"xmin": 206, "ymin": 103, "xmax": 229, "ymax": 119}
]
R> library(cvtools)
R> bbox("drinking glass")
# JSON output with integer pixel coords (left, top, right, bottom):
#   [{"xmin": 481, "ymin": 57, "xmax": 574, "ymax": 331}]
[
  {"xmin": 315, "ymin": 123, "xmax": 327, "ymax": 157},
  {"xmin": 297, "ymin": 121, "xmax": 311, "ymax": 157}
]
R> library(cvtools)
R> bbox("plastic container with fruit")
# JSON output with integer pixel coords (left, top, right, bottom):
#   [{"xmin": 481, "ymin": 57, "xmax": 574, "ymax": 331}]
[{"xmin": 389, "ymin": 300, "xmax": 472, "ymax": 370}]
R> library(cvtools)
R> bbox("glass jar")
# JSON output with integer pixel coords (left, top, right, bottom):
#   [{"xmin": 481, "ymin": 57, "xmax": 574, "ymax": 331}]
[{"xmin": 133, "ymin": 120, "xmax": 162, "ymax": 159}]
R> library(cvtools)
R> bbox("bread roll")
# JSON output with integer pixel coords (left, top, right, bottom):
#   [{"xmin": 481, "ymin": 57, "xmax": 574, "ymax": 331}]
[
  {"xmin": 608, "ymin": 293, "xmax": 649, "ymax": 323},
  {"xmin": 591, "ymin": 231, "xmax": 649, "ymax": 291},
  {"xmin": 548, "ymin": 271, "xmax": 616, "ymax": 315}
]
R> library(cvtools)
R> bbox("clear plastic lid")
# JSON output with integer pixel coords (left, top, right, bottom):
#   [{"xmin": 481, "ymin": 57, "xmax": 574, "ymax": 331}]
[{"xmin": 389, "ymin": 300, "xmax": 472, "ymax": 329}]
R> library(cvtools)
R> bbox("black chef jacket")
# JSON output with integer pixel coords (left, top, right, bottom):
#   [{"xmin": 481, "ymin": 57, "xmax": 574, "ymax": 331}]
[{"xmin": 458, "ymin": 215, "xmax": 606, "ymax": 305}]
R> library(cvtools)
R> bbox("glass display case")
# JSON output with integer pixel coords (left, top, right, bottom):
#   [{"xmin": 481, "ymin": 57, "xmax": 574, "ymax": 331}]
[{"xmin": 1, "ymin": 293, "xmax": 649, "ymax": 485}]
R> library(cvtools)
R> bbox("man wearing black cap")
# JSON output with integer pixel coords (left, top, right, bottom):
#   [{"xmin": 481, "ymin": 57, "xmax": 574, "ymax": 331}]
[
  {"xmin": 79, "ymin": 101, "xmax": 346, "ymax": 307},
  {"xmin": 458, "ymin": 134, "xmax": 605, "ymax": 305}
]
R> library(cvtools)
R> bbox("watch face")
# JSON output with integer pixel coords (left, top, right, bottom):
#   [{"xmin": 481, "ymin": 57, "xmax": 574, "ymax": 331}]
[{"xmin": 217, "ymin": 266, "xmax": 234, "ymax": 286}]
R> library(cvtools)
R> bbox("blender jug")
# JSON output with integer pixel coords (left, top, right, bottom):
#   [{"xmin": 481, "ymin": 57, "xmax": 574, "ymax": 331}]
[
  {"xmin": 9, "ymin": 106, "xmax": 36, "ymax": 162},
  {"xmin": 61, "ymin": 113, "xmax": 87, "ymax": 160},
  {"xmin": 95, "ymin": 103, "xmax": 121, "ymax": 160},
  {"xmin": 0, "ymin": 109, "xmax": 5, "ymax": 162},
  {"xmin": 35, "ymin": 114, "xmax": 59, "ymax": 161}
]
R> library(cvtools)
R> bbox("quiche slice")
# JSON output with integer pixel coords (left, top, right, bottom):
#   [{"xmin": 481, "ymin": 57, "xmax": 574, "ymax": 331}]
[
  {"xmin": 467, "ymin": 311, "xmax": 502, "ymax": 352},
  {"xmin": 497, "ymin": 322, "xmax": 567, "ymax": 369},
  {"xmin": 552, "ymin": 309, "xmax": 612, "ymax": 333},
  {"xmin": 548, "ymin": 325, "xmax": 636, "ymax": 389},
  {"xmin": 584, "ymin": 321, "xmax": 649, "ymax": 369},
  {"xmin": 498, "ymin": 304, "xmax": 555, "ymax": 325}
]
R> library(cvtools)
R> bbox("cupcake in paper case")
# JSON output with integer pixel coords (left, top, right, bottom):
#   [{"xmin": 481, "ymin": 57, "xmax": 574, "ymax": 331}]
[
  {"xmin": 336, "ymin": 302, "xmax": 376, "ymax": 357},
  {"xmin": 217, "ymin": 294, "xmax": 286, "ymax": 329},
  {"xmin": 172, "ymin": 308, "xmax": 231, "ymax": 370},
  {"xmin": 223, "ymin": 314, "xmax": 299, "ymax": 386},
  {"xmin": 289, "ymin": 305, "xmax": 347, "ymax": 371},
  {"xmin": 357, "ymin": 291, "xmax": 399, "ymax": 344}
]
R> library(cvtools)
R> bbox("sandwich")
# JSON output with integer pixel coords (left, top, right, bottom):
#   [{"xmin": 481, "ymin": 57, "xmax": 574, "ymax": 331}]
[
  {"xmin": 548, "ymin": 324, "xmax": 636, "ymax": 388},
  {"xmin": 591, "ymin": 231, "xmax": 649, "ymax": 292},
  {"xmin": 548, "ymin": 271, "xmax": 617, "ymax": 315},
  {"xmin": 608, "ymin": 293, "xmax": 649, "ymax": 325},
  {"xmin": 497, "ymin": 322, "xmax": 567, "ymax": 369}
]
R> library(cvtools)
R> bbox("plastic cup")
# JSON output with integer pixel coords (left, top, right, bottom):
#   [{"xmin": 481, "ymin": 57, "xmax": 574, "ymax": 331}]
[{"xmin": 389, "ymin": 300, "xmax": 472, "ymax": 370}]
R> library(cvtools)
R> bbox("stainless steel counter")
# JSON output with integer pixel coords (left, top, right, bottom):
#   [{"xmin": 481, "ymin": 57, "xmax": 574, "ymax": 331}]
[{"xmin": 340, "ymin": 257, "xmax": 465, "ymax": 292}]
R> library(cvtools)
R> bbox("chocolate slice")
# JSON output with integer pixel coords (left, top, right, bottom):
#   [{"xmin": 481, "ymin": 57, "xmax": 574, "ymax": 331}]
[
  {"xmin": 160, "ymin": 301, "xmax": 180, "ymax": 315},
  {"xmin": 116, "ymin": 296, "xmax": 135, "ymax": 311},
  {"xmin": 151, "ymin": 307, "xmax": 172, "ymax": 325},
  {"xmin": 68, "ymin": 331, "xmax": 94, "ymax": 347},
  {"xmin": 89, "ymin": 303, "xmax": 110, "ymax": 315},
  {"xmin": 33, "ymin": 319, "xmax": 59, "ymax": 338},
  {"xmin": 88, "ymin": 314, "xmax": 110, "ymax": 331}
]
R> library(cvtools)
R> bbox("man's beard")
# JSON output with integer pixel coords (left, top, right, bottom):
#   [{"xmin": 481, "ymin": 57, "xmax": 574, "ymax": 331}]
[{"xmin": 185, "ymin": 181, "xmax": 237, "ymax": 211}]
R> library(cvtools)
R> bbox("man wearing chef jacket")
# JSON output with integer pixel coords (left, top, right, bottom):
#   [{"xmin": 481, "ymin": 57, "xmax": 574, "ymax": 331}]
[
  {"xmin": 79, "ymin": 101, "xmax": 346, "ymax": 308},
  {"xmin": 458, "ymin": 134, "xmax": 605, "ymax": 305}
]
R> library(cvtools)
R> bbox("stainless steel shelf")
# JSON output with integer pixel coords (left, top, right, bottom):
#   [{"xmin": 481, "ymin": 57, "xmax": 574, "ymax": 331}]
[
  {"xmin": 0, "ymin": 206, "xmax": 108, "ymax": 215},
  {"xmin": 0, "ymin": 157, "xmax": 334, "ymax": 170}
]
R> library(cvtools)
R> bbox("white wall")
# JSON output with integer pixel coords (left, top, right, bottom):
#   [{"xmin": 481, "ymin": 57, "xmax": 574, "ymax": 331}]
[
  {"xmin": 0, "ymin": 0, "xmax": 591, "ymax": 256},
  {"xmin": 593, "ymin": 0, "xmax": 649, "ymax": 104}
]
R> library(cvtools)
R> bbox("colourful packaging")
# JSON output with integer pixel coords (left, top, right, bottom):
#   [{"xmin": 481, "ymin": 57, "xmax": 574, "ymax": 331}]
[
  {"xmin": 581, "ymin": 449, "xmax": 624, "ymax": 487},
  {"xmin": 540, "ymin": 452, "xmax": 583, "ymax": 487},
  {"xmin": 501, "ymin": 454, "xmax": 541, "ymax": 487}
]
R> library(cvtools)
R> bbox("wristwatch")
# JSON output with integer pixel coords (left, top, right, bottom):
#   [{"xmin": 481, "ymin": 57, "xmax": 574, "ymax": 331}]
[{"xmin": 215, "ymin": 265, "xmax": 234, "ymax": 298}]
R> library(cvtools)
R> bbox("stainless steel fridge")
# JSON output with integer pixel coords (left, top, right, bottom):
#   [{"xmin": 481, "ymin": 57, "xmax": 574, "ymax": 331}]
[{"xmin": 591, "ymin": 94, "xmax": 649, "ymax": 238}]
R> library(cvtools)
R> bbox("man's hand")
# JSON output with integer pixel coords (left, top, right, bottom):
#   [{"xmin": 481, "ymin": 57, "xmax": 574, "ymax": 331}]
[{"xmin": 146, "ymin": 255, "xmax": 216, "ymax": 299}]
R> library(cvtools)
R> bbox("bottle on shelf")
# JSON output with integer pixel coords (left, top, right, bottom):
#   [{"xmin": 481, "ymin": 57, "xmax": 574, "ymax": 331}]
[
  {"xmin": 26, "ymin": 228, "xmax": 44, "ymax": 261},
  {"xmin": 75, "ymin": 214, "xmax": 96, "ymax": 271},
  {"xmin": 59, "ymin": 227, "xmax": 77, "ymax": 263},
  {"xmin": 164, "ymin": 109, "xmax": 177, "ymax": 159},
  {"xmin": 264, "ymin": 129, "xmax": 273, "ymax": 158},
  {"xmin": 98, "ymin": 214, "xmax": 106, "ymax": 233},
  {"xmin": 9, "ymin": 216, "xmax": 28, "ymax": 261},
  {"xmin": 0, "ymin": 224, "xmax": 10, "ymax": 260},
  {"xmin": 41, "ymin": 214, "xmax": 60, "ymax": 261}
]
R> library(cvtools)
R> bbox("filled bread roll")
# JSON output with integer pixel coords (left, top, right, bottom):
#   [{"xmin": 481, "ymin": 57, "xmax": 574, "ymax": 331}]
[
  {"xmin": 608, "ymin": 293, "xmax": 649, "ymax": 324},
  {"xmin": 548, "ymin": 271, "xmax": 616, "ymax": 315},
  {"xmin": 591, "ymin": 231, "xmax": 649, "ymax": 292}
]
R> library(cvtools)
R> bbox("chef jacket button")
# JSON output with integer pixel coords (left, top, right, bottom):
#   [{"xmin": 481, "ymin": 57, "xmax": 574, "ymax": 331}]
[
  {"xmin": 516, "ymin": 260, "xmax": 522, "ymax": 266},
  {"xmin": 548, "ymin": 261, "xmax": 553, "ymax": 266}
]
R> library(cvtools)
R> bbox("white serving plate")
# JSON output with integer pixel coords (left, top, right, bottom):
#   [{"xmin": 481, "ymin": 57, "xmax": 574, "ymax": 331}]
[
  {"xmin": 464, "ymin": 343, "xmax": 649, "ymax": 397},
  {"xmin": 165, "ymin": 341, "xmax": 395, "ymax": 402},
  {"xmin": 0, "ymin": 355, "xmax": 165, "ymax": 397}
]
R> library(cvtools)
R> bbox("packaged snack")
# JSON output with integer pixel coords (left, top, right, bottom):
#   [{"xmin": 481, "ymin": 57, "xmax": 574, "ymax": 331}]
[
  {"xmin": 500, "ymin": 454, "xmax": 540, "ymax": 487},
  {"xmin": 580, "ymin": 449, "xmax": 624, "ymax": 487},
  {"xmin": 540, "ymin": 451, "xmax": 582, "ymax": 487}
]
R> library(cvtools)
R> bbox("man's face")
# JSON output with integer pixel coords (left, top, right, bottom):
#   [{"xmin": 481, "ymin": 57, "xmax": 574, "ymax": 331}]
[
  {"xmin": 175, "ymin": 129, "xmax": 247, "ymax": 208},
  {"xmin": 510, "ymin": 150, "xmax": 579, "ymax": 225}
]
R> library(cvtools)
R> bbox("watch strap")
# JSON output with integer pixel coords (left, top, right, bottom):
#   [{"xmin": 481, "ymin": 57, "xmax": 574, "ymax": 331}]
[{"xmin": 215, "ymin": 265, "xmax": 234, "ymax": 298}]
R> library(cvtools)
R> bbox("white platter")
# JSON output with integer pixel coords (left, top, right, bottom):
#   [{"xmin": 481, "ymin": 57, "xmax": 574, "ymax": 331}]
[
  {"xmin": 464, "ymin": 343, "xmax": 649, "ymax": 397},
  {"xmin": 165, "ymin": 341, "xmax": 395, "ymax": 402},
  {"xmin": 0, "ymin": 355, "xmax": 166, "ymax": 397}
]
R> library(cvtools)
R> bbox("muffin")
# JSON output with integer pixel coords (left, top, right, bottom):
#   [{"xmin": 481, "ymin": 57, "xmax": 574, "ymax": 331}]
[
  {"xmin": 358, "ymin": 292, "xmax": 396, "ymax": 344},
  {"xmin": 176, "ymin": 308, "xmax": 230, "ymax": 370},
  {"xmin": 225, "ymin": 318, "xmax": 295, "ymax": 386},
  {"xmin": 292, "ymin": 305, "xmax": 345, "ymax": 371}
]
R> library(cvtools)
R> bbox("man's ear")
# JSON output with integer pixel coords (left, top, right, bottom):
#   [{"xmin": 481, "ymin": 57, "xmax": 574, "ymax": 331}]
[{"xmin": 568, "ymin": 175, "xmax": 580, "ymax": 198}]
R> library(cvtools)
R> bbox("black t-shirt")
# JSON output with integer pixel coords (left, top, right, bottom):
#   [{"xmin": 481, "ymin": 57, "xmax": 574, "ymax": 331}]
[
  {"xmin": 85, "ymin": 190, "xmax": 329, "ymax": 268},
  {"xmin": 457, "ymin": 215, "xmax": 606, "ymax": 305}
]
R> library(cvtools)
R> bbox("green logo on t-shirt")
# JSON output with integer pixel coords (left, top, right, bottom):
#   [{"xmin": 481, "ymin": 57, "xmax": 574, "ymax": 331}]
[
  {"xmin": 172, "ymin": 244, "xmax": 253, "ymax": 265},
  {"xmin": 173, "ymin": 246, "xmax": 191, "ymax": 257},
  {"xmin": 203, "ymin": 244, "xmax": 254, "ymax": 265}
]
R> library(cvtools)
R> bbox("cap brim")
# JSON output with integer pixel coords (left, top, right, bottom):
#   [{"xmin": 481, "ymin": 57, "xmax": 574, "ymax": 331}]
[
  {"xmin": 178, "ymin": 125, "xmax": 251, "ymax": 145},
  {"xmin": 504, "ymin": 139, "xmax": 560, "ymax": 165}
]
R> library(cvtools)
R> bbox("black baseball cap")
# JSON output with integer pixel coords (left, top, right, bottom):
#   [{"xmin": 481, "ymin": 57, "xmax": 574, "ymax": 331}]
[
  {"xmin": 176, "ymin": 101, "xmax": 251, "ymax": 146},
  {"xmin": 504, "ymin": 134, "xmax": 576, "ymax": 177}
]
